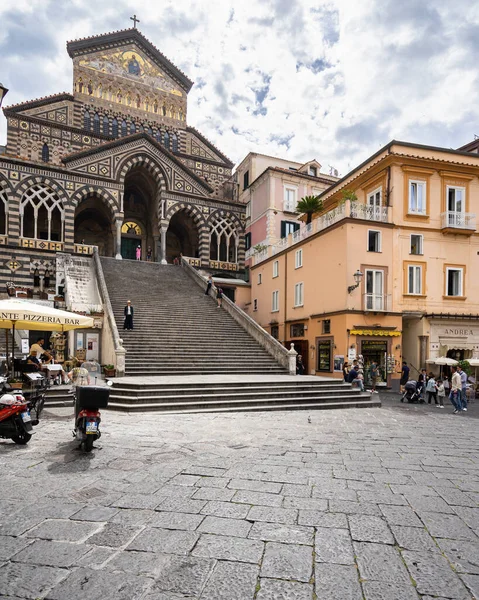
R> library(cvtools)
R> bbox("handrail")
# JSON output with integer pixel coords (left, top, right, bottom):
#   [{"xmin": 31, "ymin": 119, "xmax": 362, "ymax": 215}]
[
  {"xmin": 181, "ymin": 257, "xmax": 294, "ymax": 373},
  {"xmin": 92, "ymin": 249, "xmax": 126, "ymax": 375}
]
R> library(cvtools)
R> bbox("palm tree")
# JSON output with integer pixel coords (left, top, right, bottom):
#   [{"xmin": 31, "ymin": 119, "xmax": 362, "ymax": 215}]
[{"xmin": 296, "ymin": 195, "xmax": 323, "ymax": 225}]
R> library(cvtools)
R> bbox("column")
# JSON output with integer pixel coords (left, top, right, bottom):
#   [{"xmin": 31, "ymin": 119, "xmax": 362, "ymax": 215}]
[
  {"xmin": 152, "ymin": 234, "xmax": 160, "ymax": 262},
  {"xmin": 160, "ymin": 225, "xmax": 168, "ymax": 265},
  {"xmin": 115, "ymin": 219, "xmax": 122, "ymax": 259},
  {"xmin": 419, "ymin": 335, "xmax": 428, "ymax": 370}
]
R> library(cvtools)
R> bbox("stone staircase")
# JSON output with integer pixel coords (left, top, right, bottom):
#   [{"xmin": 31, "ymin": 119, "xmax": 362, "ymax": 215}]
[
  {"xmin": 101, "ymin": 258, "xmax": 287, "ymax": 376},
  {"xmin": 99, "ymin": 258, "xmax": 378, "ymax": 412}
]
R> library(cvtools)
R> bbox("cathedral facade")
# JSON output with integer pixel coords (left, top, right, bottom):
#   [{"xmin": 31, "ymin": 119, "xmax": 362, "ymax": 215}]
[{"xmin": 0, "ymin": 28, "xmax": 245, "ymax": 292}]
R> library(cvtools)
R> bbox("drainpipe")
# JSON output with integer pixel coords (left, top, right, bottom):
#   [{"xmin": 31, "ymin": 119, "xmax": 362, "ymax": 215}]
[{"xmin": 284, "ymin": 249, "xmax": 288, "ymax": 344}]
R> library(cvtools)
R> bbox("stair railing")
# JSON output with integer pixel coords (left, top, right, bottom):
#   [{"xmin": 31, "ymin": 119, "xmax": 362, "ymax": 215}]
[
  {"xmin": 93, "ymin": 248, "xmax": 126, "ymax": 376},
  {"xmin": 181, "ymin": 257, "xmax": 295, "ymax": 374}
]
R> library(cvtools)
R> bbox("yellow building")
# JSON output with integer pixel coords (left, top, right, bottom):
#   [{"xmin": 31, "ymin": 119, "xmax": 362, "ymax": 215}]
[{"xmin": 246, "ymin": 140, "xmax": 479, "ymax": 389}]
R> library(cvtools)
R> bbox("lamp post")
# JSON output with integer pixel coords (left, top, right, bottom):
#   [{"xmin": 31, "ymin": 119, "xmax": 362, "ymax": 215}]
[
  {"xmin": 0, "ymin": 83, "xmax": 9, "ymax": 109},
  {"xmin": 348, "ymin": 269, "xmax": 363, "ymax": 294}
]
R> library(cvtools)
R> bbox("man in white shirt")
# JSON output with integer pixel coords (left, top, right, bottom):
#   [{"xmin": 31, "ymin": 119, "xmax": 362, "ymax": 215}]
[
  {"xmin": 457, "ymin": 366, "xmax": 468, "ymax": 412},
  {"xmin": 123, "ymin": 300, "xmax": 134, "ymax": 330},
  {"xmin": 450, "ymin": 366, "xmax": 463, "ymax": 414}
]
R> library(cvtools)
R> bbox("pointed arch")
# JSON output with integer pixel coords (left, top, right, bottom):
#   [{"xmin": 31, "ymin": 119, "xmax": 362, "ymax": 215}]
[
  {"xmin": 103, "ymin": 115, "xmax": 110, "ymax": 135},
  {"xmin": 112, "ymin": 117, "xmax": 118, "ymax": 137},
  {"xmin": 116, "ymin": 153, "xmax": 168, "ymax": 194},
  {"xmin": 93, "ymin": 112, "xmax": 100, "ymax": 134},
  {"xmin": 208, "ymin": 213, "xmax": 241, "ymax": 263},
  {"xmin": 0, "ymin": 177, "xmax": 10, "ymax": 236},
  {"xmin": 83, "ymin": 110, "xmax": 91, "ymax": 130},
  {"xmin": 171, "ymin": 133, "xmax": 178, "ymax": 153},
  {"xmin": 41, "ymin": 143, "xmax": 50, "ymax": 163},
  {"xmin": 20, "ymin": 183, "xmax": 65, "ymax": 241}
]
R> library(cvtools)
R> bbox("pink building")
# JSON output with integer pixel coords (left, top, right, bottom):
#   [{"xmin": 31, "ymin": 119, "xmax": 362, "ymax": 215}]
[{"xmin": 235, "ymin": 153, "xmax": 338, "ymax": 274}]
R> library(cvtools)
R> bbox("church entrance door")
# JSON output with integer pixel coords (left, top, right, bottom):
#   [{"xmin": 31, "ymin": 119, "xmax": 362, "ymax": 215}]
[
  {"xmin": 121, "ymin": 221, "xmax": 143, "ymax": 260},
  {"xmin": 166, "ymin": 210, "xmax": 199, "ymax": 263},
  {"xmin": 123, "ymin": 167, "xmax": 158, "ymax": 261},
  {"xmin": 74, "ymin": 194, "xmax": 114, "ymax": 256}
]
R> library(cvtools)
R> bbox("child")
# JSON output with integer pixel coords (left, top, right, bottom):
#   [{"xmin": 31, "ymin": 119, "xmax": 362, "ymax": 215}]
[
  {"xmin": 426, "ymin": 373, "xmax": 438, "ymax": 405},
  {"xmin": 436, "ymin": 379, "xmax": 445, "ymax": 408}
]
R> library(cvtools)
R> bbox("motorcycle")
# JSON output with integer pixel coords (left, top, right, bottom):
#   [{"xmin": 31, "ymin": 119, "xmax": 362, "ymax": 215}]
[
  {"xmin": 72, "ymin": 382, "xmax": 112, "ymax": 452},
  {"xmin": 0, "ymin": 377, "xmax": 45, "ymax": 444}
]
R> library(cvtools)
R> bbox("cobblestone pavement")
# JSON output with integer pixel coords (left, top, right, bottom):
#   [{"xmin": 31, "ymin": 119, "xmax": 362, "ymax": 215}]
[{"xmin": 0, "ymin": 392, "xmax": 478, "ymax": 599}]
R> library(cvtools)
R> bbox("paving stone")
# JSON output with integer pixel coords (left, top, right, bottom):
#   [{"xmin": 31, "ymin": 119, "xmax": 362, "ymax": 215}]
[
  {"xmin": 70, "ymin": 506, "xmax": 120, "ymax": 522},
  {"xmin": 460, "ymin": 573, "xmax": 479, "ymax": 599},
  {"xmin": 195, "ymin": 476, "xmax": 229, "ymax": 488},
  {"xmin": 405, "ymin": 494, "xmax": 454, "ymax": 513},
  {"xmin": 24, "ymin": 518, "xmax": 101, "ymax": 542},
  {"xmin": 77, "ymin": 546, "xmax": 116, "ymax": 567},
  {"xmin": 315, "ymin": 527, "xmax": 355, "ymax": 565},
  {"xmin": 232, "ymin": 489, "xmax": 283, "ymax": 507},
  {"xmin": 402, "ymin": 550, "xmax": 470, "ymax": 599},
  {"xmin": 182, "ymin": 466, "xmax": 227, "ymax": 477},
  {"xmin": 362, "ymin": 581, "xmax": 420, "ymax": 600},
  {"xmin": 107, "ymin": 550, "xmax": 165, "ymax": 575},
  {"xmin": 87, "ymin": 523, "xmax": 140, "ymax": 547},
  {"xmin": 127, "ymin": 527, "xmax": 198, "ymax": 555},
  {"xmin": 435, "ymin": 486, "xmax": 479, "ymax": 507},
  {"xmin": 354, "ymin": 542, "xmax": 411, "ymax": 584},
  {"xmin": 110, "ymin": 508, "xmax": 155, "ymax": 526},
  {"xmin": 247, "ymin": 505, "xmax": 297, "ymax": 524},
  {"xmin": 201, "ymin": 500, "xmax": 251, "ymax": 519},
  {"xmin": 150, "ymin": 511, "xmax": 204, "ymax": 531},
  {"xmin": 312, "ymin": 486, "xmax": 358, "ymax": 501},
  {"xmin": 170, "ymin": 474, "xmax": 202, "ymax": 486},
  {"xmin": 283, "ymin": 496, "xmax": 328, "ymax": 510},
  {"xmin": 228, "ymin": 478, "xmax": 283, "ymax": 493},
  {"xmin": 261, "ymin": 542, "xmax": 313, "ymax": 582},
  {"xmin": 315, "ymin": 563, "xmax": 363, "ymax": 600},
  {"xmin": 113, "ymin": 493, "xmax": 163, "ymax": 510},
  {"xmin": 47, "ymin": 567, "xmax": 152, "ymax": 600},
  {"xmin": 281, "ymin": 483, "xmax": 312, "ymax": 497},
  {"xmin": 248, "ymin": 521, "xmax": 314, "ymax": 545},
  {"xmin": 198, "ymin": 515, "xmax": 252, "ymax": 538},
  {"xmin": 256, "ymin": 578, "xmax": 313, "ymax": 600},
  {"xmin": 148, "ymin": 555, "xmax": 215, "ymax": 596},
  {"xmin": 0, "ymin": 513, "xmax": 44, "ymax": 536},
  {"xmin": 200, "ymin": 560, "xmax": 259, "ymax": 600},
  {"xmin": 0, "ymin": 535, "xmax": 30, "ymax": 561},
  {"xmin": 298, "ymin": 510, "xmax": 348, "ymax": 528},
  {"xmin": 357, "ymin": 491, "xmax": 408, "ymax": 506},
  {"xmin": 419, "ymin": 511, "xmax": 478, "ymax": 540},
  {"xmin": 11, "ymin": 539, "xmax": 90, "ymax": 567},
  {"xmin": 329, "ymin": 500, "xmax": 381, "ymax": 516},
  {"xmin": 348, "ymin": 515, "xmax": 394, "ymax": 544},
  {"xmin": 154, "ymin": 483, "xmax": 197, "ymax": 499},
  {"xmin": 391, "ymin": 525, "xmax": 438, "ymax": 552},
  {"xmin": 192, "ymin": 533, "xmax": 264, "ymax": 563},
  {"xmin": 390, "ymin": 484, "xmax": 438, "ymax": 496},
  {"xmin": 437, "ymin": 539, "xmax": 479, "ymax": 575},
  {"xmin": 192, "ymin": 486, "xmax": 235, "ymax": 501},
  {"xmin": 379, "ymin": 505, "xmax": 423, "ymax": 528},
  {"xmin": 157, "ymin": 496, "xmax": 207, "ymax": 514},
  {"xmin": 0, "ymin": 562, "xmax": 67, "ymax": 599},
  {"xmin": 453, "ymin": 506, "xmax": 479, "ymax": 530}
]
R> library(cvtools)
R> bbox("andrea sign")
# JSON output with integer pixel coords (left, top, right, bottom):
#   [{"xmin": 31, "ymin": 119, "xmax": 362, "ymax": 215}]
[
  {"xmin": 443, "ymin": 328, "xmax": 475, "ymax": 336},
  {"xmin": 0, "ymin": 312, "xmax": 81, "ymax": 325}
]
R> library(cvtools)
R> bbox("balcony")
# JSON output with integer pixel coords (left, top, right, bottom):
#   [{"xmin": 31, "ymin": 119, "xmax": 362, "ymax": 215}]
[
  {"xmin": 350, "ymin": 201, "xmax": 388, "ymax": 222},
  {"xmin": 441, "ymin": 211, "xmax": 476, "ymax": 234},
  {"xmin": 363, "ymin": 293, "xmax": 391, "ymax": 312}
]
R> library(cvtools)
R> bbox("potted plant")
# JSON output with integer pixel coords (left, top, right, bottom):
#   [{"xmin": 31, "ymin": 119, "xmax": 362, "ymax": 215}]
[
  {"xmin": 103, "ymin": 364, "xmax": 116, "ymax": 377},
  {"xmin": 8, "ymin": 378, "xmax": 23, "ymax": 390}
]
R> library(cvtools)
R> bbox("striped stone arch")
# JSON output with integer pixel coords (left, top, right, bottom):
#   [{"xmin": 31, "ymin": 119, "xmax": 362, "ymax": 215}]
[
  {"xmin": 164, "ymin": 201, "xmax": 206, "ymax": 228},
  {"xmin": 70, "ymin": 185, "xmax": 120, "ymax": 217},
  {"xmin": 207, "ymin": 209, "xmax": 244, "ymax": 232},
  {"xmin": 15, "ymin": 175, "xmax": 67, "ymax": 201},
  {"xmin": 116, "ymin": 152, "xmax": 168, "ymax": 192}
]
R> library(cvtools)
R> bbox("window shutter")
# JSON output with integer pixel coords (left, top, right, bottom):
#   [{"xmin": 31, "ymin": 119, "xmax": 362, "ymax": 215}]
[{"xmin": 280, "ymin": 221, "xmax": 286, "ymax": 238}]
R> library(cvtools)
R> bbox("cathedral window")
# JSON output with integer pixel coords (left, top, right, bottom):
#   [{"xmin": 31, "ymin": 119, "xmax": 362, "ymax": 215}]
[
  {"xmin": 121, "ymin": 120, "xmax": 127, "ymax": 137},
  {"xmin": 103, "ymin": 115, "xmax": 109, "ymax": 135},
  {"xmin": 209, "ymin": 218, "xmax": 239, "ymax": 263},
  {"xmin": 83, "ymin": 111, "xmax": 91, "ymax": 130},
  {"xmin": 93, "ymin": 113, "xmax": 100, "ymax": 134},
  {"xmin": 21, "ymin": 184, "xmax": 64, "ymax": 242},
  {"xmin": 155, "ymin": 130, "xmax": 162, "ymax": 143},
  {"xmin": 130, "ymin": 122, "xmax": 136, "ymax": 135},
  {"xmin": 172, "ymin": 133, "xmax": 178, "ymax": 152},
  {"xmin": 147, "ymin": 126, "xmax": 153, "ymax": 136},
  {"xmin": 164, "ymin": 131, "xmax": 170, "ymax": 150},
  {"xmin": 0, "ymin": 179, "xmax": 8, "ymax": 235},
  {"xmin": 139, "ymin": 124, "xmax": 144, "ymax": 133},
  {"xmin": 112, "ymin": 118, "xmax": 118, "ymax": 137},
  {"xmin": 41, "ymin": 143, "xmax": 50, "ymax": 163}
]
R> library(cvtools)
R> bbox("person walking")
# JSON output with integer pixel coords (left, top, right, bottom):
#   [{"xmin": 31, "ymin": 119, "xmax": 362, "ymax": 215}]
[
  {"xmin": 124, "ymin": 300, "xmax": 134, "ymax": 330},
  {"xmin": 216, "ymin": 287, "xmax": 223, "ymax": 308},
  {"xmin": 205, "ymin": 275, "xmax": 213, "ymax": 296},
  {"xmin": 450, "ymin": 366, "xmax": 463, "ymax": 414},
  {"xmin": 135, "ymin": 245, "xmax": 141, "ymax": 261},
  {"xmin": 369, "ymin": 361, "xmax": 379, "ymax": 394},
  {"xmin": 426, "ymin": 373, "xmax": 438, "ymax": 405},
  {"xmin": 342, "ymin": 361, "xmax": 349, "ymax": 382},
  {"xmin": 436, "ymin": 379, "xmax": 445, "ymax": 408},
  {"xmin": 146, "ymin": 246, "xmax": 152, "ymax": 262},
  {"xmin": 458, "ymin": 366, "xmax": 468, "ymax": 412},
  {"xmin": 400, "ymin": 361, "xmax": 410, "ymax": 392}
]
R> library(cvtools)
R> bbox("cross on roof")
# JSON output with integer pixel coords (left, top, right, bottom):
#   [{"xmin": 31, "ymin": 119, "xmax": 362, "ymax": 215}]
[{"xmin": 130, "ymin": 14, "xmax": 140, "ymax": 28}]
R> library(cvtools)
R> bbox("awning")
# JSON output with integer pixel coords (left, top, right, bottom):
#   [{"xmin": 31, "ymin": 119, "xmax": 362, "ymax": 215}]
[
  {"xmin": 350, "ymin": 329, "xmax": 401, "ymax": 337},
  {"xmin": 0, "ymin": 299, "xmax": 94, "ymax": 331}
]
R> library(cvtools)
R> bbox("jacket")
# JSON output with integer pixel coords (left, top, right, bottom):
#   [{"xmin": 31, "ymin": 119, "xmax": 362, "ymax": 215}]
[
  {"xmin": 451, "ymin": 372, "xmax": 462, "ymax": 392},
  {"xmin": 124, "ymin": 305, "xmax": 134, "ymax": 317}
]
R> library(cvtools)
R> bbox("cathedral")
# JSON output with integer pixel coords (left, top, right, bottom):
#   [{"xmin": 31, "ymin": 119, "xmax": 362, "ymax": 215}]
[{"xmin": 0, "ymin": 27, "xmax": 245, "ymax": 292}]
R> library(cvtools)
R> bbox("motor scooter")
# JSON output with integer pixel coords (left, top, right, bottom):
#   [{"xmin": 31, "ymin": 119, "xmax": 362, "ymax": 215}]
[
  {"xmin": 72, "ymin": 382, "xmax": 112, "ymax": 452},
  {"xmin": 0, "ymin": 374, "xmax": 46, "ymax": 444}
]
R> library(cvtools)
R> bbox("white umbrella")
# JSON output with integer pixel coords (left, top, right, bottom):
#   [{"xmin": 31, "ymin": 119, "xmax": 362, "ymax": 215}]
[
  {"xmin": 467, "ymin": 359, "xmax": 479, "ymax": 367},
  {"xmin": 435, "ymin": 357, "xmax": 458, "ymax": 366},
  {"xmin": 0, "ymin": 299, "xmax": 94, "ymax": 367}
]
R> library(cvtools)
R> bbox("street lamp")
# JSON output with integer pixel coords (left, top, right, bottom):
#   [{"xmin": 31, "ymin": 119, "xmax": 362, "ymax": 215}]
[
  {"xmin": 348, "ymin": 269, "xmax": 363, "ymax": 294},
  {"xmin": 0, "ymin": 83, "xmax": 9, "ymax": 109}
]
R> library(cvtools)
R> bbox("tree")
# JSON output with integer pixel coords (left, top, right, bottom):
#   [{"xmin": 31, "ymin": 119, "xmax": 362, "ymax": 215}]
[{"xmin": 296, "ymin": 195, "xmax": 323, "ymax": 225}]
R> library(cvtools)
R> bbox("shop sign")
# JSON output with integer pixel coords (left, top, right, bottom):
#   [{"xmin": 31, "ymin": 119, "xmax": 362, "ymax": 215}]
[
  {"xmin": 442, "ymin": 328, "xmax": 474, "ymax": 336},
  {"xmin": 333, "ymin": 355, "xmax": 344, "ymax": 372},
  {"xmin": 348, "ymin": 348, "xmax": 357, "ymax": 361},
  {"xmin": 350, "ymin": 329, "xmax": 401, "ymax": 337}
]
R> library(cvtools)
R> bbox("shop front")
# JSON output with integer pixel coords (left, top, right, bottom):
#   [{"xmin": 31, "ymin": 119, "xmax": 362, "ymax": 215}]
[
  {"xmin": 428, "ymin": 320, "xmax": 479, "ymax": 363},
  {"xmin": 349, "ymin": 329, "xmax": 402, "ymax": 389}
]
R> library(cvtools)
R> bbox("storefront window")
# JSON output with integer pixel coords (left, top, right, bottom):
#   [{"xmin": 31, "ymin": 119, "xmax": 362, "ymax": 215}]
[
  {"xmin": 361, "ymin": 340, "xmax": 387, "ymax": 385},
  {"xmin": 317, "ymin": 341, "xmax": 332, "ymax": 372}
]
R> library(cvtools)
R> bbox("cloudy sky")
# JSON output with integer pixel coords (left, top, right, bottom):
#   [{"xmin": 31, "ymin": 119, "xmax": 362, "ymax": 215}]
[{"xmin": 1, "ymin": 0, "xmax": 478, "ymax": 175}]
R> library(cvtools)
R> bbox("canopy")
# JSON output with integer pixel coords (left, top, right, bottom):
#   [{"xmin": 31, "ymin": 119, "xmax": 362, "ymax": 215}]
[
  {"xmin": 467, "ymin": 359, "xmax": 479, "ymax": 367},
  {"xmin": 0, "ymin": 299, "xmax": 94, "ymax": 331},
  {"xmin": 435, "ymin": 357, "xmax": 458, "ymax": 366}
]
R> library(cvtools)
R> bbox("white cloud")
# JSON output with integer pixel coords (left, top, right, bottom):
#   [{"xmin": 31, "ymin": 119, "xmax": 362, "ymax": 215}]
[{"xmin": 1, "ymin": 0, "xmax": 478, "ymax": 175}]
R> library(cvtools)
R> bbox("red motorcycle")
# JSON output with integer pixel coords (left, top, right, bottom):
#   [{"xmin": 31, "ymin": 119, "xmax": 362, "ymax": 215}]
[
  {"xmin": 0, "ymin": 378, "xmax": 46, "ymax": 445},
  {"xmin": 73, "ymin": 384, "xmax": 111, "ymax": 452}
]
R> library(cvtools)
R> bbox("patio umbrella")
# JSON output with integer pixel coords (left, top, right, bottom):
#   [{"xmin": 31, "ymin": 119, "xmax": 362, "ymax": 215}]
[
  {"xmin": 0, "ymin": 299, "xmax": 94, "ymax": 369},
  {"xmin": 435, "ymin": 357, "xmax": 458, "ymax": 366}
]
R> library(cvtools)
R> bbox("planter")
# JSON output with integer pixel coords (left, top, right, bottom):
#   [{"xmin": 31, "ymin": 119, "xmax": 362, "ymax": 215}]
[
  {"xmin": 10, "ymin": 383, "xmax": 23, "ymax": 390},
  {"xmin": 104, "ymin": 368, "xmax": 116, "ymax": 377}
]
